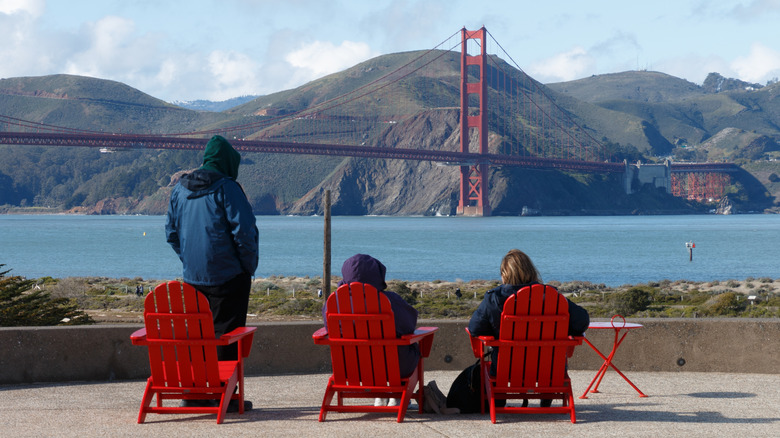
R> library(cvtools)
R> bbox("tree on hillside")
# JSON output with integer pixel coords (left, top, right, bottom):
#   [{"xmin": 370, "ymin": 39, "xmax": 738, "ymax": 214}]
[{"xmin": 0, "ymin": 265, "xmax": 94, "ymax": 326}]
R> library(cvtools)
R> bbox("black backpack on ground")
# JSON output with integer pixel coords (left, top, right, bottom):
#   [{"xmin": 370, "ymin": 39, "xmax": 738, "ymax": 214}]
[{"xmin": 445, "ymin": 359, "xmax": 508, "ymax": 414}]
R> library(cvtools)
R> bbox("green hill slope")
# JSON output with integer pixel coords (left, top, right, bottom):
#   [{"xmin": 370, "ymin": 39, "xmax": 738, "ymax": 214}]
[{"xmin": 1, "ymin": 58, "xmax": 777, "ymax": 215}]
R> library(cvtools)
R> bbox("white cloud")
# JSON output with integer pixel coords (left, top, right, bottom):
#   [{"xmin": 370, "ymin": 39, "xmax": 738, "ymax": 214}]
[
  {"xmin": 657, "ymin": 53, "xmax": 732, "ymax": 85},
  {"xmin": 285, "ymin": 40, "xmax": 378, "ymax": 81},
  {"xmin": 528, "ymin": 47, "xmax": 595, "ymax": 83},
  {"xmin": 0, "ymin": 0, "xmax": 43, "ymax": 16},
  {"xmin": 204, "ymin": 50, "xmax": 261, "ymax": 100},
  {"xmin": 63, "ymin": 16, "xmax": 141, "ymax": 77},
  {"xmin": 731, "ymin": 43, "xmax": 780, "ymax": 84},
  {"xmin": 0, "ymin": 0, "xmax": 49, "ymax": 78}
]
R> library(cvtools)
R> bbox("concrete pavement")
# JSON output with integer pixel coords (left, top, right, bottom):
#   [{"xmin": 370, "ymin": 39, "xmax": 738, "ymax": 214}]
[{"xmin": 2, "ymin": 370, "xmax": 778, "ymax": 437}]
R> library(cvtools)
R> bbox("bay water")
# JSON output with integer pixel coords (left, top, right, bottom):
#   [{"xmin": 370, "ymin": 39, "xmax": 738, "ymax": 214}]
[{"xmin": 1, "ymin": 214, "xmax": 778, "ymax": 286}]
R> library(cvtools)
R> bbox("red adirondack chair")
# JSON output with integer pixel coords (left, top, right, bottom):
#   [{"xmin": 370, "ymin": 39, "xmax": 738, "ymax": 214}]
[
  {"xmin": 468, "ymin": 283, "xmax": 583, "ymax": 423},
  {"xmin": 312, "ymin": 282, "xmax": 438, "ymax": 422},
  {"xmin": 130, "ymin": 281, "xmax": 256, "ymax": 424}
]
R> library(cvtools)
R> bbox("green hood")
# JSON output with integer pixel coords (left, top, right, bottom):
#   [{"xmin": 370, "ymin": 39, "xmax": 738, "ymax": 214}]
[{"xmin": 200, "ymin": 135, "xmax": 240, "ymax": 179}]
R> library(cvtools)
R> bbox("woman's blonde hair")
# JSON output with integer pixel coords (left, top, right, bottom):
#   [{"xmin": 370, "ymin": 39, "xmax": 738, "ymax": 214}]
[{"xmin": 500, "ymin": 249, "xmax": 541, "ymax": 285}]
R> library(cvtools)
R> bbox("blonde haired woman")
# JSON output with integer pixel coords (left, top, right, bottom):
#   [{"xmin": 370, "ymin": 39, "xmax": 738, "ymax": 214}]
[{"xmin": 466, "ymin": 249, "xmax": 589, "ymax": 407}]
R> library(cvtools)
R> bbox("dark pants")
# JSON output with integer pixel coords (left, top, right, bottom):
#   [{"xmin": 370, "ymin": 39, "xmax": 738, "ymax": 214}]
[{"xmin": 195, "ymin": 272, "xmax": 251, "ymax": 361}]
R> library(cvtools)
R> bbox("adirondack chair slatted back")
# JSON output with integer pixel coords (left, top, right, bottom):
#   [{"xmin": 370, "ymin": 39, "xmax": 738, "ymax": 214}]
[
  {"xmin": 497, "ymin": 284, "xmax": 570, "ymax": 389},
  {"xmin": 325, "ymin": 282, "xmax": 400, "ymax": 387},
  {"xmin": 143, "ymin": 281, "xmax": 222, "ymax": 389}
]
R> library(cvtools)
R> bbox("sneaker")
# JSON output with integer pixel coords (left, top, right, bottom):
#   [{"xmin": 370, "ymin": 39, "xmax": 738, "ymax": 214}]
[
  {"xmin": 374, "ymin": 398, "xmax": 389, "ymax": 406},
  {"xmin": 227, "ymin": 399, "xmax": 253, "ymax": 413},
  {"xmin": 388, "ymin": 397, "xmax": 415, "ymax": 410}
]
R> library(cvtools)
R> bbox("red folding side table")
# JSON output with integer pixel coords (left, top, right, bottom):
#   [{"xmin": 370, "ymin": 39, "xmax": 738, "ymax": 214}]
[{"xmin": 579, "ymin": 315, "xmax": 647, "ymax": 399}]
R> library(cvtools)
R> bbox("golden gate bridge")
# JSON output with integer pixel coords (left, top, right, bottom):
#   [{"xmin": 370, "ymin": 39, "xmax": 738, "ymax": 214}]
[{"xmin": 0, "ymin": 27, "xmax": 737, "ymax": 216}]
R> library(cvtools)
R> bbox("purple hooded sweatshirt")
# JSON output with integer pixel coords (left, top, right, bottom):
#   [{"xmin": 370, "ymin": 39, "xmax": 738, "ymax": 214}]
[{"xmin": 322, "ymin": 254, "xmax": 420, "ymax": 377}]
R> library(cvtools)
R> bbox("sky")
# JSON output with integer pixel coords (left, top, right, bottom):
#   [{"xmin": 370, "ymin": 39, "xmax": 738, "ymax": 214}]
[{"xmin": 1, "ymin": 0, "xmax": 780, "ymax": 103}]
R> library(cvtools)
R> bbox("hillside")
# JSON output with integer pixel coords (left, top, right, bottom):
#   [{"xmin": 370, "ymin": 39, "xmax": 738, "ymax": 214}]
[
  {"xmin": 0, "ymin": 74, "xmax": 235, "ymax": 133},
  {"xmin": 0, "ymin": 58, "xmax": 778, "ymax": 215},
  {"xmin": 547, "ymin": 71, "xmax": 780, "ymax": 210},
  {"xmin": 547, "ymin": 71, "xmax": 780, "ymax": 158}
]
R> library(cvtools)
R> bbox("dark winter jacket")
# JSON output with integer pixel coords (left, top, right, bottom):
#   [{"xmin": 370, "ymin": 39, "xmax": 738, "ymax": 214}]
[
  {"xmin": 468, "ymin": 283, "xmax": 589, "ymax": 373},
  {"xmin": 165, "ymin": 136, "xmax": 258, "ymax": 287},
  {"xmin": 322, "ymin": 254, "xmax": 420, "ymax": 377}
]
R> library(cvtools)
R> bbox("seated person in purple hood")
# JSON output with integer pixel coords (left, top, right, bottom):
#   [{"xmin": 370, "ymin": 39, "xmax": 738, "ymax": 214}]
[{"xmin": 322, "ymin": 254, "xmax": 420, "ymax": 378}]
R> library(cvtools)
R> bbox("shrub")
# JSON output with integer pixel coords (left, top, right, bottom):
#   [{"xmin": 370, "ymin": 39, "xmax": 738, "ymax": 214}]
[
  {"xmin": 763, "ymin": 294, "xmax": 780, "ymax": 307},
  {"xmin": 275, "ymin": 299, "xmax": 321, "ymax": 316},
  {"xmin": 0, "ymin": 265, "xmax": 94, "ymax": 326},
  {"xmin": 254, "ymin": 281, "xmax": 280, "ymax": 293},
  {"xmin": 248, "ymin": 289, "xmax": 288, "ymax": 313},
  {"xmin": 707, "ymin": 292, "xmax": 746, "ymax": 316},
  {"xmin": 389, "ymin": 281, "xmax": 417, "ymax": 306},
  {"xmin": 609, "ymin": 287, "xmax": 652, "ymax": 316},
  {"xmin": 682, "ymin": 290, "xmax": 712, "ymax": 306},
  {"xmin": 579, "ymin": 303, "xmax": 612, "ymax": 318}
]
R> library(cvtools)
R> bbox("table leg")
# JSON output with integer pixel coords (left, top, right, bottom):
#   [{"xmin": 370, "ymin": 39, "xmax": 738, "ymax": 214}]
[
  {"xmin": 579, "ymin": 337, "xmax": 609, "ymax": 399},
  {"xmin": 579, "ymin": 329, "xmax": 647, "ymax": 398},
  {"xmin": 591, "ymin": 328, "xmax": 626, "ymax": 393}
]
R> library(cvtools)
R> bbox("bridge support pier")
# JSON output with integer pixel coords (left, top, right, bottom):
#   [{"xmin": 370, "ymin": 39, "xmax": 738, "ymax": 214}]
[
  {"xmin": 457, "ymin": 162, "xmax": 490, "ymax": 216},
  {"xmin": 457, "ymin": 27, "xmax": 491, "ymax": 217},
  {"xmin": 624, "ymin": 160, "xmax": 672, "ymax": 195},
  {"xmin": 671, "ymin": 171, "xmax": 731, "ymax": 201}
]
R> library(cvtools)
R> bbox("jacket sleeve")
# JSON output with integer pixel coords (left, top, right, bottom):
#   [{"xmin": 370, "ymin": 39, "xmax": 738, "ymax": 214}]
[
  {"xmin": 222, "ymin": 181, "xmax": 259, "ymax": 275},
  {"xmin": 383, "ymin": 291, "xmax": 418, "ymax": 336},
  {"xmin": 567, "ymin": 299, "xmax": 590, "ymax": 336},
  {"xmin": 468, "ymin": 290, "xmax": 499, "ymax": 338},
  {"xmin": 164, "ymin": 189, "xmax": 182, "ymax": 258}
]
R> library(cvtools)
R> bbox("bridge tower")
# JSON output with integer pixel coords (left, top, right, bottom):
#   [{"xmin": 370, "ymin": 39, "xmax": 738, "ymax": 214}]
[{"xmin": 457, "ymin": 27, "xmax": 491, "ymax": 216}]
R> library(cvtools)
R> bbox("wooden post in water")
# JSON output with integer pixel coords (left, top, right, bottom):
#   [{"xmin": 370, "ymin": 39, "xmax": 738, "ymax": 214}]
[{"xmin": 323, "ymin": 190, "xmax": 331, "ymax": 299}]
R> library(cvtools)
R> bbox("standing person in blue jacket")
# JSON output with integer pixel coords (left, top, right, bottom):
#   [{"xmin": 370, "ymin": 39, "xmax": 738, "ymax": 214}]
[
  {"xmin": 468, "ymin": 249, "xmax": 589, "ymax": 407},
  {"xmin": 165, "ymin": 134, "xmax": 259, "ymax": 366},
  {"xmin": 323, "ymin": 254, "xmax": 419, "ymax": 407}
]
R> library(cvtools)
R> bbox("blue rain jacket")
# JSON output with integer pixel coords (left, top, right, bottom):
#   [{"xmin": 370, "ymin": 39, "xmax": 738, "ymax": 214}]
[{"xmin": 165, "ymin": 168, "xmax": 258, "ymax": 287}]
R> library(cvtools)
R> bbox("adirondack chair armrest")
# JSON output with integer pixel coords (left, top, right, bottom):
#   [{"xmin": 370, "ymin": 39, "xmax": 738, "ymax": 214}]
[
  {"xmin": 130, "ymin": 328, "xmax": 147, "ymax": 345},
  {"xmin": 312, "ymin": 327, "xmax": 329, "ymax": 344},
  {"xmin": 220, "ymin": 326, "xmax": 257, "ymax": 343},
  {"xmin": 220, "ymin": 326, "xmax": 257, "ymax": 358},
  {"xmin": 402, "ymin": 326, "xmax": 438, "ymax": 356},
  {"xmin": 465, "ymin": 327, "xmax": 494, "ymax": 358},
  {"xmin": 567, "ymin": 335, "xmax": 585, "ymax": 357}
]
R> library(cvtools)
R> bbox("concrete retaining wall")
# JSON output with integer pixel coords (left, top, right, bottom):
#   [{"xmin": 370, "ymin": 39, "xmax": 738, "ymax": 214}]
[{"xmin": 1, "ymin": 318, "xmax": 778, "ymax": 384}]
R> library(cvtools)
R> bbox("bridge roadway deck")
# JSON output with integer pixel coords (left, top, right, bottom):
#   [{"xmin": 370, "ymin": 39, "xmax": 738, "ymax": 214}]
[{"xmin": 2, "ymin": 370, "xmax": 777, "ymax": 437}]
